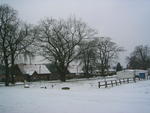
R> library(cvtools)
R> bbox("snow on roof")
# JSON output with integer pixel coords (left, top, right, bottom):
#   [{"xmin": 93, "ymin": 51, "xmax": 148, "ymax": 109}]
[
  {"xmin": 121, "ymin": 69, "xmax": 148, "ymax": 73},
  {"xmin": 117, "ymin": 69, "xmax": 148, "ymax": 78},
  {"xmin": 18, "ymin": 64, "xmax": 51, "ymax": 75}
]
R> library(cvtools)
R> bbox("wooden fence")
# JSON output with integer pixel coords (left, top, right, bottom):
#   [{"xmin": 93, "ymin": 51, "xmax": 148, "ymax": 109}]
[{"xmin": 98, "ymin": 75, "xmax": 150, "ymax": 88}]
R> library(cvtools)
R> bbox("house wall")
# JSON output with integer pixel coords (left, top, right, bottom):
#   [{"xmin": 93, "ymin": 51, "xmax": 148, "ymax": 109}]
[{"xmin": 31, "ymin": 73, "xmax": 52, "ymax": 81}]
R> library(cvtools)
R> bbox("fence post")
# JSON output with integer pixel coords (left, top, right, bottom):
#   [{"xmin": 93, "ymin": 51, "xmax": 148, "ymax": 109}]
[
  {"xmin": 98, "ymin": 82, "xmax": 100, "ymax": 88},
  {"xmin": 111, "ymin": 80, "xmax": 113, "ymax": 87},
  {"xmin": 105, "ymin": 81, "xmax": 107, "ymax": 88},
  {"xmin": 119, "ymin": 79, "xmax": 121, "ymax": 84},
  {"xmin": 127, "ymin": 78, "xmax": 129, "ymax": 83},
  {"xmin": 139, "ymin": 77, "xmax": 140, "ymax": 81},
  {"xmin": 115, "ymin": 80, "xmax": 117, "ymax": 86},
  {"xmin": 147, "ymin": 75, "xmax": 149, "ymax": 80},
  {"xmin": 123, "ymin": 78, "xmax": 125, "ymax": 83},
  {"xmin": 133, "ymin": 77, "xmax": 136, "ymax": 83}
]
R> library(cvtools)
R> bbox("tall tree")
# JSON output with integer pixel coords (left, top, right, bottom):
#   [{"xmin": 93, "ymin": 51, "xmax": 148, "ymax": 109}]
[
  {"xmin": 0, "ymin": 4, "xmax": 35, "ymax": 85},
  {"xmin": 36, "ymin": 17, "xmax": 96, "ymax": 81},
  {"xmin": 0, "ymin": 4, "xmax": 17, "ymax": 86},
  {"xmin": 127, "ymin": 45, "xmax": 150, "ymax": 69},
  {"xmin": 96, "ymin": 37, "xmax": 123, "ymax": 76},
  {"xmin": 78, "ymin": 39, "xmax": 97, "ymax": 77},
  {"xmin": 7, "ymin": 23, "xmax": 36, "ymax": 84}
]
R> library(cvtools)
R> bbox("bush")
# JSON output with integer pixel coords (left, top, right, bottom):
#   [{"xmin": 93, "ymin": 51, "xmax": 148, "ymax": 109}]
[{"xmin": 61, "ymin": 87, "xmax": 70, "ymax": 90}]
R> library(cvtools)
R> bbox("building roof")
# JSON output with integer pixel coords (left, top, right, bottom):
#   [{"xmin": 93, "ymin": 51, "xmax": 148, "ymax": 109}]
[{"xmin": 18, "ymin": 64, "xmax": 51, "ymax": 75}]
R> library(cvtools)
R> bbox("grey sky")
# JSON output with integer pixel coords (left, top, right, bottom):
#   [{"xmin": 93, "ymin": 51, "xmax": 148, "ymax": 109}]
[{"xmin": 1, "ymin": 0, "xmax": 150, "ymax": 66}]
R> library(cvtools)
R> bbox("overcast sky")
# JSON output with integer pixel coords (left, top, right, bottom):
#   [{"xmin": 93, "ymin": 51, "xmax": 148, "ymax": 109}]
[{"xmin": 1, "ymin": 0, "xmax": 150, "ymax": 67}]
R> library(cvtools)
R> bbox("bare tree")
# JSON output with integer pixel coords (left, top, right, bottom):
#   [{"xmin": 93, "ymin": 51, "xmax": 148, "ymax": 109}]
[
  {"xmin": 7, "ymin": 23, "xmax": 36, "ymax": 84},
  {"xmin": 78, "ymin": 39, "xmax": 97, "ymax": 77},
  {"xmin": 0, "ymin": 4, "xmax": 17, "ymax": 86},
  {"xmin": 0, "ymin": 4, "xmax": 35, "ymax": 85},
  {"xmin": 127, "ymin": 45, "xmax": 150, "ymax": 69},
  {"xmin": 36, "ymin": 17, "xmax": 96, "ymax": 81},
  {"xmin": 96, "ymin": 37, "xmax": 123, "ymax": 76}
]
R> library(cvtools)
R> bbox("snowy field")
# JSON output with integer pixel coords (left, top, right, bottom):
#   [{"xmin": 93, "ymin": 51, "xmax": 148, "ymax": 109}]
[{"xmin": 0, "ymin": 78, "xmax": 150, "ymax": 113}]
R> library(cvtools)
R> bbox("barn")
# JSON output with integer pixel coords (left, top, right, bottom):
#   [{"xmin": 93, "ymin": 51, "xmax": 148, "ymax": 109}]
[{"xmin": 14, "ymin": 64, "xmax": 51, "ymax": 82}]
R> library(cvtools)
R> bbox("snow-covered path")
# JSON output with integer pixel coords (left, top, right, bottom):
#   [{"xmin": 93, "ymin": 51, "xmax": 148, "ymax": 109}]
[{"xmin": 0, "ymin": 79, "xmax": 150, "ymax": 113}]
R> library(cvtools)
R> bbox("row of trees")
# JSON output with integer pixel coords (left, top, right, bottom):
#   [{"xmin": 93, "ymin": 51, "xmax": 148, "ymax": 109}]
[
  {"xmin": 35, "ymin": 17, "xmax": 97, "ymax": 82},
  {"xmin": 0, "ymin": 5, "xmax": 36, "ymax": 86},
  {"xmin": 78, "ymin": 37, "xmax": 123, "ymax": 77},
  {"xmin": 0, "ymin": 4, "xmax": 123, "ymax": 85},
  {"xmin": 35, "ymin": 18, "xmax": 124, "ymax": 81},
  {"xmin": 127, "ymin": 45, "xmax": 150, "ymax": 69}
]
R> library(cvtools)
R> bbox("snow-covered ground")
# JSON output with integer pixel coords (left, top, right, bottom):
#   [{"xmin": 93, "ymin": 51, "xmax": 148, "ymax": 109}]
[{"xmin": 0, "ymin": 78, "xmax": 150, "ymax": 113}]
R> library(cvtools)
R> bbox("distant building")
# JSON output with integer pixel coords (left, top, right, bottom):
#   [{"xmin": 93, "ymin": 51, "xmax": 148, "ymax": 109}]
[
  {"xmin": 14, "ymin": 64, "xmax": 51, "ymax": 81},
  {"xmin": 117, "ymin": 69, "xmax": 148, "ymax": 79},
  {"xmin": 68, "ymin": 62, "xmax": 84, "ymax": 75}
]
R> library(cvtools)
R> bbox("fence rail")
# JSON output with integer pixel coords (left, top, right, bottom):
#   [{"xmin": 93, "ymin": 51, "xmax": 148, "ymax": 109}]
[{"xmin": 98, "ymin": 75, "xmax": 150, "ymax": 88}]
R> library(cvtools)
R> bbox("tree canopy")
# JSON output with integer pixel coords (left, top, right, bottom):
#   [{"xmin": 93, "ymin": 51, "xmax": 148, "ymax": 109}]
[{"xmin": 127, "ymin": 45, "xmax": 150, "ymax": 69}]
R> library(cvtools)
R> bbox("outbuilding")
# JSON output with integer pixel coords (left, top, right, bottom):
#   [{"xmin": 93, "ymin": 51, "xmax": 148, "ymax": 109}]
[
  {"xmin": 117, "ymin": 69, "xmax": 148, "ymax": 79},
  {"xmin": 14, "ymin": 64, "xmax": 51, "ymax": 81}
]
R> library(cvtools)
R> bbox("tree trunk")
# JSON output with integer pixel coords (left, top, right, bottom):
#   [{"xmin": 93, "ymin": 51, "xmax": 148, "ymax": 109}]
[
  {"xmin": 4, "ymin": 58, "xmax": 9, "ymax": 86},
  {"xmin": 60, "ymin": 73, "xmax": 66, "ymax": 82},
  {"xmin": 85, "ymin": 65, "xmax": 90, "ymax": 78},
  {"xmin": 11, "ymin": 53, "xmax": 15, "ymax": 84},
  {"xmin": 101, "ymin": 66, "xmax": 105, "ymax": 76},
  {"xmin": 57, "ymin": 64, "xmax": 67, "ymax": 82}
]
